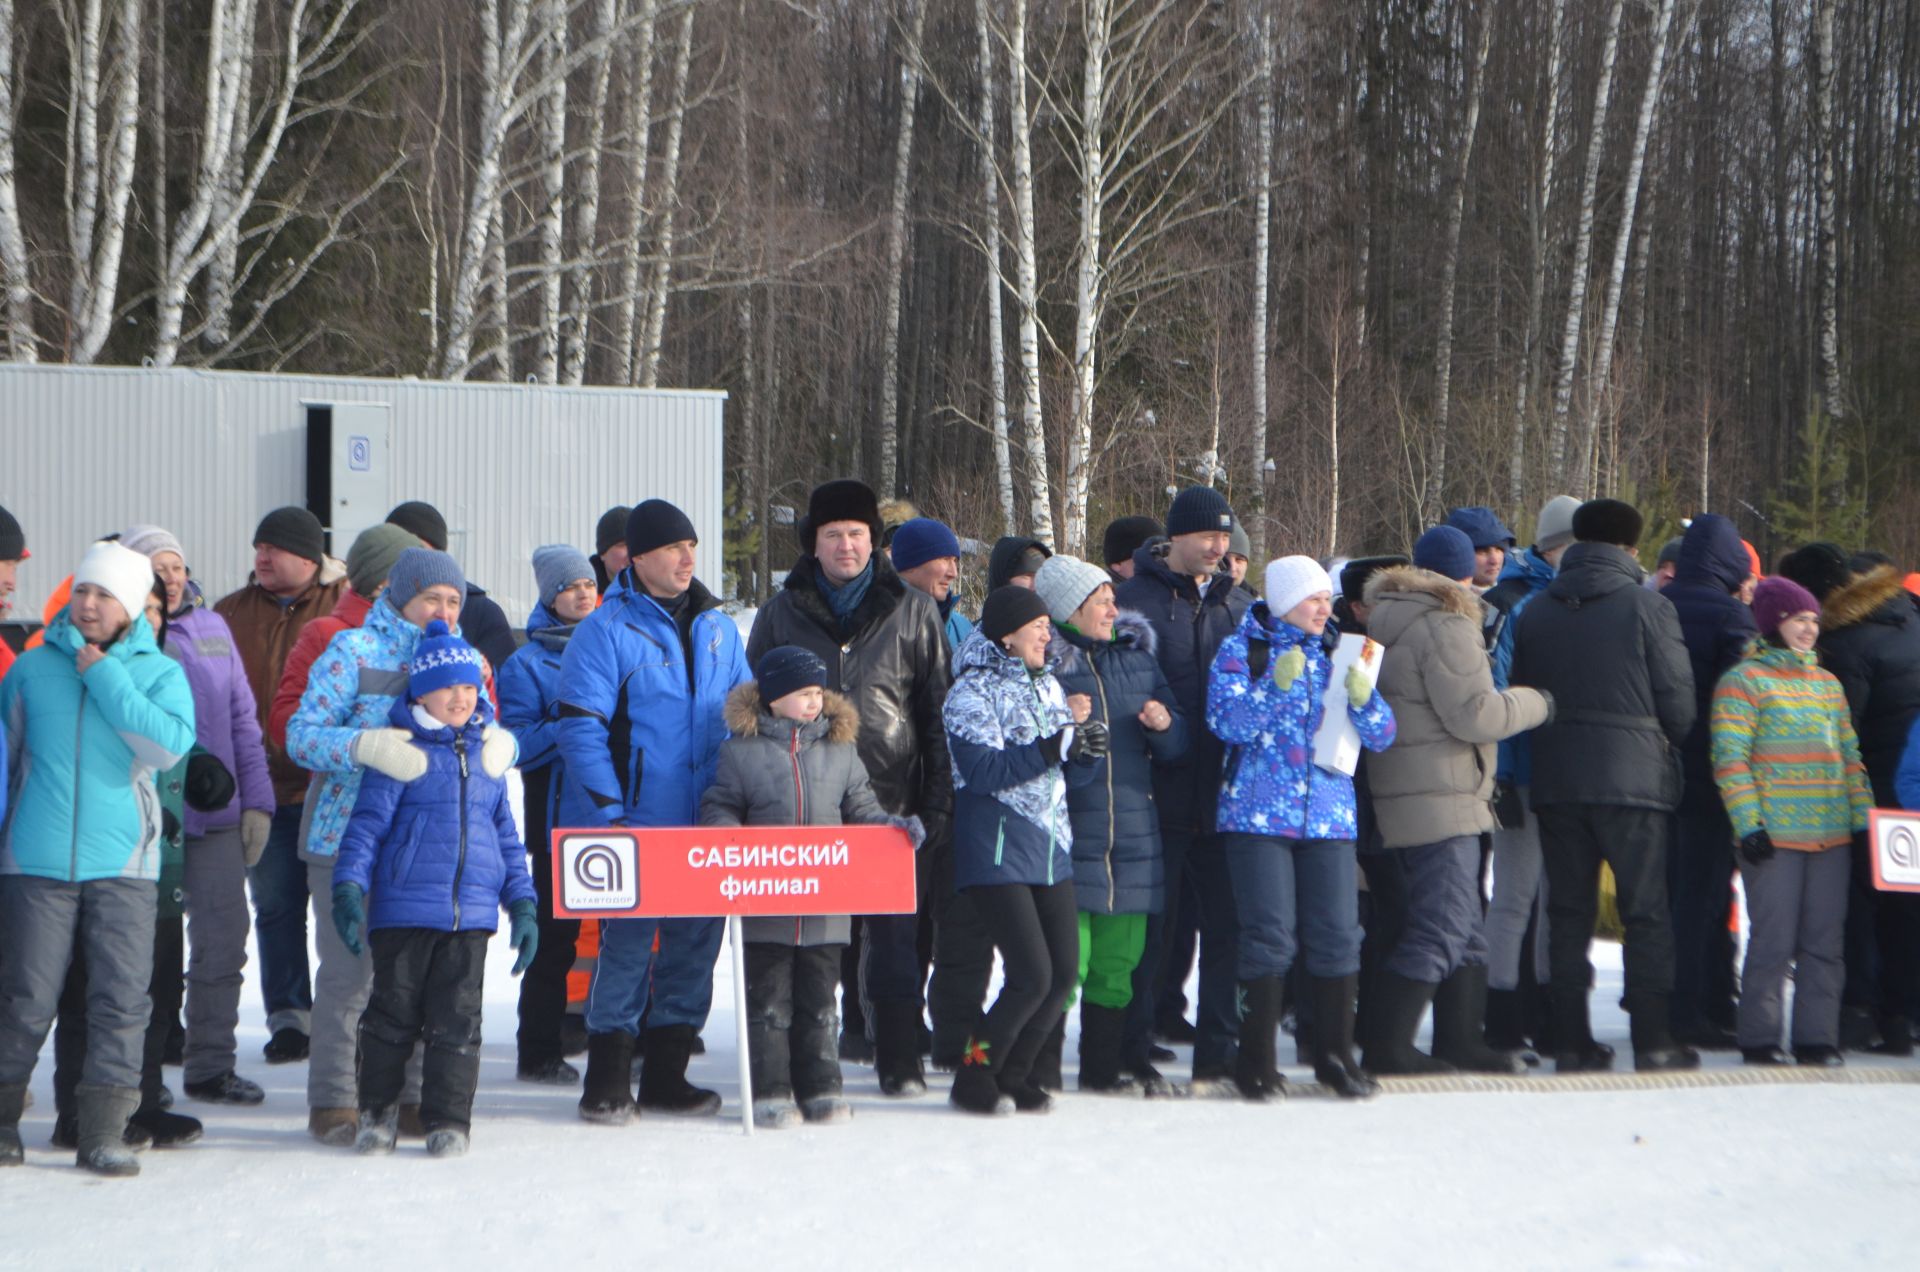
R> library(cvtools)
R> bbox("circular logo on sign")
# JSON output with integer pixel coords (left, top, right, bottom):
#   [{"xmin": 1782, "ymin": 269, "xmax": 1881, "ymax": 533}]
[{"xmin": 1890, "ymin": 826, "xmax": 1918, "ymax": 870}]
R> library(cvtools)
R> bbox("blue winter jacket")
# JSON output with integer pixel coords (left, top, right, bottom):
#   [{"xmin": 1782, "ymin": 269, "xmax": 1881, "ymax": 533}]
[
  {"xmin": 1895, "ymin": 715, "xmax": 1920, "ymax": 810},
  {"xmin": 556, "ymin": 574, "xmax": 749, "ymax": 829},
  {"xmin": 1053, "ymin": 613, "xmax": 1189, "ymax": 914},
  {"xmin": 0, "ymin": 608, "xmax": 196, "ymax": 881},
  {"xmin": 497, "ymin": 602, "xmax": 577, "ymax": 852},
  {"xmin": 285, "ymin": 595, "xmax": 508, "ymax": 860},
  {"xmin": 945, "ymin": 629, "xmax": 1077, "ymax": 890},
  {"xmin": 1664, "ymin": 514, "xmax": 1759, "ymax": 796},
  {"xmin": 942, "ymin": 600, "xmax": 974, "ymax": 658},
  {"xmin": 333, "ymin": 696, "xmax": 535, "ymax": 932},
  {"xmin": 1490, "ymin": 546, "xmax": 1557, "ymax": 784},
  {"xmin": 1209, "ymin": 604, "xmax": 1396, "ymax": 841}
]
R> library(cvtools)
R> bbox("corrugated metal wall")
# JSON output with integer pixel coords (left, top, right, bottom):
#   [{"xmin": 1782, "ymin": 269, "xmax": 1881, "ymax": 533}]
[{"xmin": 0, "ymin": 365, "xmax": 726, "ymax": 627}]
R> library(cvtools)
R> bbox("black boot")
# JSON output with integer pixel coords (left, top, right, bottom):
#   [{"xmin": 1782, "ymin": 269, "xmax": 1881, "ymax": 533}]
[
  {"xmin": 1030, "ymin": 1014, "xmax": 1066, "ymax": 1093},
  {"xmin": 1431, "ymin": 964, "xmax": 1526, "ymax": 1075},
  {"xmin": 1307, "ymin": 974, "xmax": 1378, "ymax": 1099},
  {"xmin": 1077, "ymin": 1003, "xmax": 1138, "ymax": 1094},
  {"xmin": 0, "ymin": 1083, "xmax": 23, "ymax": 1167},
  {"xmin": 873, "ymin": 1001, "xmax": 928, "ymax": 1098},
  {"xmin": 128, "ymin": 1099, "xmax": 203, "ymax": 1148},
  {"xmin": 1627, "ymin": 992, "xmax": 1700, "ymax": 1072},
  {"xmin": 638, "ymin": 1025, "xmax": 722, "ymax": 1115},
  {"xmin": 949, "ymin": 1038, "xmax": 1013, "ymax": 1115},
  {"xmin": 1232, "ymin": 976, "xmax": 1285, "ymax": 1101},
  {"xmin": 1363, "ymin": 972, "xmax": 1455, "ymax": 1077},
  {"xmin": 577, "ymin": 1031, "xmax": 636, "ymax": 1124},
  {"xmin": 1483, "ymin": 987, "xmax": 1529, "ymax": 1051},
  {"xmin": 1871, "ymin": 1015, "xmax": 1914, "ymax": 1057},
  {"xmin": 1551, "ymin": 985, "xmax": 1616, "ymax": 1072}
]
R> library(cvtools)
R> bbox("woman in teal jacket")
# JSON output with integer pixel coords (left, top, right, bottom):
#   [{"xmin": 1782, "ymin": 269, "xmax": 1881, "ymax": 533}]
[{"xmin": 0, "ymin": 542, "xmax": 195, "ymax": 1176}]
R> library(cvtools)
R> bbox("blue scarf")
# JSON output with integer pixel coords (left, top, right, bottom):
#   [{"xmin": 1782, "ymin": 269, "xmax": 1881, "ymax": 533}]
[{"xmin": 816, "ymin": 559, "xmax": 874, "ymax": 632}]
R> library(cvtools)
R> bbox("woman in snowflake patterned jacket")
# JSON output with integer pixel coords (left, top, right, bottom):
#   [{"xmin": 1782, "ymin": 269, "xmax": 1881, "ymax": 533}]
[{"xmin": 1206, "ymin": 556, "xmax": 1395, "ymax": 1103}]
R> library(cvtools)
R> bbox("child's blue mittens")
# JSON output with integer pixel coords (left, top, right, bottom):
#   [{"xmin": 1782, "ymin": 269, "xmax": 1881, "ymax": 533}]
[
  {"xmin": 507, "ymin": 899, "xmax": 539, "ymax": 975},
  {"xmin": 332, "ymin": 883, "xmax": 366, "ymax": 957}
]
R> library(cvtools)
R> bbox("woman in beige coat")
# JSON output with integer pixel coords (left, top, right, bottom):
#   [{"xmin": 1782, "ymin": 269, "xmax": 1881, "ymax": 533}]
[{"xmin": 1361, "ymin": 527, "xmax": 1552, "ymax": 1075}]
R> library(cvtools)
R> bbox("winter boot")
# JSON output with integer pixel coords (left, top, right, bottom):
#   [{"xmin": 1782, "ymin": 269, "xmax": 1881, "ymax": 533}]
[
  {"xmin": 560, "ymin": 1014, "xmax": 590, "ymax": 1058},
  {"xmin": 516, "ymin": 1056, "xmax": 581, "ymax": 1085},
  {"xmin": 753, "ymin": 1099, "xmax": 803, "ymax": 1129},
  {"xmin": 1030, "ymin": 1015, "xmax": 1066, "ymax": 1093},
  {"xmin": 873, "ymin": 1001, "xmax": 929, "ymax": 1098},
  {"xmin": 838, "ymin": 1027, "xmax": 876, "ymax": 1066},
  {"xmin": 1796, "ymin": 1044, "xmax": 1845, "ymax": 1067},
  {"xmin": 637, "ymin": 1025, "xmax": 722, "ymax": 1116},
  {"xmin": 128, "ymin": 1101, "xmax": 203, "ymax": 1148},
  {"xmin": 1363, "ymin": 972, "xmax": 1455, "ymax": 1077},
  {"xmin": 1307, "ymin": 974, "xmax": 1379, "ymax": 1099},
  {"xmin": 1077, "ymin": 1003, "xmax": 1138, "ymax": 1095},
  {"xmin": 1628, "ymin": 992, "xmax": 1700, "ymax": 1072},
  {"xmin": 397, "ymin": 1104, "xmax": 426, "ymax": 1137},
  {"xmin": 354, "ymin": 1106, "xmax": 399, "ymax": 1155},
  {"xmin": 307, "ymin": 1106, "xmax": 358, "ymax": 1145},
  {"xmin": 1123, "ymin": 1046, "xmax": 1177, "ymax": 1098},
  {"xmin": 52, "ymin": 1111, "xmax": 153, "ymax": 1151},
  {"xmin": 800, "ymin": 1095, "xmax": 854, "ymax": 1124},
  {"xmin": 262, "ymin": 1026, "xmax": 309, "ymax": 1064},
  {"xmin": 1482, "ymin": 987, "xmax": 1530, "ymax": 1052},
  {"xmin": 183, "ymin": 1069, "xmax": 266, "ymax": 1105},
  {"xmin": 1741, "ymin": 1046, "xmax": 1793, "ymax": 1066},
  {"xmin": 1232, "ymin": 976, "xmax": 1286, "ymax": 1102},
  {"xmin": 1550, "ymin": 985, "xmax": 1616, "ymax": 1073},
  {"xmin": 1871, "ymin": 1015, "xmax": 1914, "ymax": 1057},
  {"xmin": 948, "ymin": 1038, "xmax": 1014, "ymax": 1116},
  {"xmin": 1431, "ymin": 964, "xmax": 1527, "ymax": 1075},
  {"xmin": 578, "ymin": 1031, "xmax": 637, "ymax": 1125},
  {"xmin": 425, "ymin": 1128, "xmax": 470, "ymax": 1157},
  {"xmin": 1839, "ymin": 1005, "xmax": 1878, "ymax": 1051},
  {"xmin": 74, "ymin": 1083, "xmax": 142, "ymax": 1177},
  {"xmin": 0, "ymin": 1083, "xmax": 25, "ymax": 1167}
]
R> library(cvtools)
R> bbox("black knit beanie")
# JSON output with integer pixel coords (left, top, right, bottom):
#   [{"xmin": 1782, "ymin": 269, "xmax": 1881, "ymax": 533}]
[
  {"xmin": 596, "ymin": 505, "xmax": 632, "ymax": 556},
  {"xmin": 625, "ymin": 499, "xmax": 698, "ymax": 558},
  {"xmin": 1102, "ymin": 515, "xmax": 1162, "ymax": 566},
  {"xmin": 386, "ymin": 501, "xmax": 449, "ymax": 551},
  {"xmin": 980, "ymin": 585, "xmax": 1052, "ymax": 643},
  {"xmin": 253, "ymin": 506, "xmax": 326, "ymax": 564}
]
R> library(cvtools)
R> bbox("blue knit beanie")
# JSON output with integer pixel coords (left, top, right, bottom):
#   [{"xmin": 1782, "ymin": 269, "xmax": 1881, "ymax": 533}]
[
  {"xmin": 1165, "ymin": 486, "xmax": 1235, "ymax": 538},
  {"xmin": 409, "ymin": 620, "xmax": 485, "ymax": 698},
  {"xmin": 1413, "ymin": 525, "xmax": 1477, "ymax": 582},
  {"xmin": 889, "ymin": 518, "xmax": 962, "ymax": 573},
  {"xmin": 756, "ymin": 645, "xmax": 828, "ymax": 708},
  {"xmin": 532, "ymin": 544, "xmax": 594, "ymax": 609},
  {"xmin": 385, "ymin": 547, "xmax": 466, "ymax": 610}
]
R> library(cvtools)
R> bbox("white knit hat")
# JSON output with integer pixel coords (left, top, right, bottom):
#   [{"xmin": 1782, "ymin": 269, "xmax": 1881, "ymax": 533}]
[
  {"xmin": 120, "ymin": 524, "xmax": 186, "ymax": 564},
  {"xmin": 76, "ymin": 540, "xmax": 157, "ymax": 623},
  {"xmin": 1264, "ymin": 555, "xmax": 1333, "ymax": 617},
  {"xmin": 1033, "ymin": 554, "xmax": 1113, "ymax": 624}
]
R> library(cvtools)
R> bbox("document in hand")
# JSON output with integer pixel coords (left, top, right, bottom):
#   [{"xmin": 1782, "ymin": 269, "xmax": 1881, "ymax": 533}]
[{"xmin": 1311, "ymin": 633, "xmax": 1383, "ymax": 777}]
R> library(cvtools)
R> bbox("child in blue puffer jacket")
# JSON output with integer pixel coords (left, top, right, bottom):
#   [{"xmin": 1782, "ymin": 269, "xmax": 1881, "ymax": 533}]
[{"xmin": 331, "ymin": 622, "xmax": 538, "ymax": 1158}]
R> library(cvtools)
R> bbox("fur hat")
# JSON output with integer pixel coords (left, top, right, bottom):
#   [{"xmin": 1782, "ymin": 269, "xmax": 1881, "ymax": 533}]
[
  {"xmin": 1776, "ymin": 542, "xmax": 1852, "ymax": 601},
  {"xmin": 1571, "ymin": 499, "xmax": 1644, "ymax": 549},
  {"xmin": 803, "ymin": 479, "xmax": 882, "ymax": 553},
  {"xmin": 1339, "ymin": 554, "xmax": 1409, "ymax": 600}
]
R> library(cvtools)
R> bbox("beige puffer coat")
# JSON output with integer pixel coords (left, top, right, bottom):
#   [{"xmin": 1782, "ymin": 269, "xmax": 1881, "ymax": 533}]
[{"xmin": 1362, "ymin": 567, "xmax": 1551, "ymax": 848}]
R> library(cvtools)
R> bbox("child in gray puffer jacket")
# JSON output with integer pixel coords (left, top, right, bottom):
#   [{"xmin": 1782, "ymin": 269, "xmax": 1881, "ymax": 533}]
[{"xmin": 699, "ymin": 646, "xmax": 920, "ymax": 1129}]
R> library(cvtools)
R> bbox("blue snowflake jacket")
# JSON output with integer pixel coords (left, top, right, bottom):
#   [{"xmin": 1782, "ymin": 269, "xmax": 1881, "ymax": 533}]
[{"xmin": 1208, "ymin": 604, "xmax": 1396, "ymax": 841}]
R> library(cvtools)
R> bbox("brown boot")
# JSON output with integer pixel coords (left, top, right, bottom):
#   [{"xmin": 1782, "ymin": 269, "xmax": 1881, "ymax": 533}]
[
  {"xmin": 397, "ymin": 1103, "xmax": 427, "ymax": 1137},
  {"xmin": 307, "ymin": 1106, "xmax": 357, "ymax": 1147}
]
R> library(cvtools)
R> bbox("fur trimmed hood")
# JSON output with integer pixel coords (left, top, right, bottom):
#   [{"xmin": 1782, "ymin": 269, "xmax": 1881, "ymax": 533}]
[
  {"xmin": 1822, "ymin": 564, "xmax": 1911, "ymax": 631},
  {"xmin": 1362, "ymin": 565, "xmax": 1482, "ymax": 648},
  {"xmin": 724, "ymin": 681, "xmax": 860, "ymax": 744}
]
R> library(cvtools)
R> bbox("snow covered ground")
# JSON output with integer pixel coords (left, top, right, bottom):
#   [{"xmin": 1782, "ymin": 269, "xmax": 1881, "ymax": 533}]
[{"xmin": 9, "ymin": 928, "xmax": 1919, "ymax": 1271}]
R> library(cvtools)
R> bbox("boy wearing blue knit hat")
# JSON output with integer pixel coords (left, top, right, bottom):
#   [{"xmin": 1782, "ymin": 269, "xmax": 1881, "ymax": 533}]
[{"xmin": 331, "ymin": 620, "xmax": 539, "ymax": 1158}]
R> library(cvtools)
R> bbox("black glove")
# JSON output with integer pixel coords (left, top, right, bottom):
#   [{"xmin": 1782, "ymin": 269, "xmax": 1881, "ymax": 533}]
[
  {"xmin": 1739, "ymin": 828, "xmax": 1775, "ymax": 865},
  {"xmin": 185, "ymin": 751, "xmax": 237, "ymax": 813},
  {"xmin": 1037, "ymin": 730, "xmax": 1066, "ymax": 765},
  {"xmin": 1069, "ymin": 720, "xmax": 1110, "ymax": 763},
  {"xmin": 161, "ymin": 807, "xmax": 181, "ymax": 843}
]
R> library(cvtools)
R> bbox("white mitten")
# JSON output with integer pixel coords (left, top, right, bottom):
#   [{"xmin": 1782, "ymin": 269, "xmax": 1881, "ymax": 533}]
[
  {"xmin": 239, "ymin": 809, "xmax": 273, "ymax": 867},
  {"xmin": 480, "ymin": 724, "xmax": 518, "ymax": 778},
  {"xmin": 351, "ymin": 728, "xmax": 428, "ymax": 782}
]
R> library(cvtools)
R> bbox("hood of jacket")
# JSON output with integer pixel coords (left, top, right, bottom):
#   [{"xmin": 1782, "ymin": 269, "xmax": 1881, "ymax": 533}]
[
  {"xmin": 327, "ymin": 586, "xmax": 374, "ymax": 628},
  {"xmin": 1674, "ymin": 514, "xmax": 1750, "ymax": 592},
  {"xmin": 525, "ymin": 600, "xmax": 564, "ymax": 636},
  {"xmin": 988, "ymin": 536, "xmax": 1052, "ymax": 591},
  {"xmin": 1547, "ymin": 541, "xmax": 1644, "ymax": 603},
  {"xmin": 722, "ymin": 682, "xmax": 861, "ymax": 745},
  {"xmin": 1235, "ymin": 599, "xmax": 1322, "ymax": 654},
  {"xmin": 43, "ymin": 602, "xmax": 165, "ymax": 662},
  {"xmin": 1498, "ymin": 544, "xmax": 1558, "ymax": 592},
  {"xmin": 1129, "ymin": 540, "xmax": 1235, "ymax": 607},
  {"xmin": 1823, "ymin": 564, "xmax": 1912, "ymax": 632},
  {"xmin": 1362, "ymin": 566, "xmax": 1481, "ymax": 646}
]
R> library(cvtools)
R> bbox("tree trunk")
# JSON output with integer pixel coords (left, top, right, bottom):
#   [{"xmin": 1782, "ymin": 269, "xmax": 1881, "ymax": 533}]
[
  {"xmin": 534, "ymin": 0, "xmax": 568, "ymax": 384},
  {"xmin": 1246, "ymin": 0, "xmax": 1275, "ymax": 562},
  {"xmin": 876, "ymin": 0, "xmax": 928, "ymax": 499},
  {"xmin": 1546, "ymin": 0, "xmax": 1626, "ymax": 481},
  {"xmin": 561, "ymin": 0, "xmax": 618, "ymax": 385},
  {"xmin": 612, "ymin": 0, "xmax": 657, "ymax": 386},
  {"xmin": 0, "ymin": 0, "xmax": 39, "ymax": 359},
  {"xmin": 975, "ymin": 0, "xmax": 1015, "ymax": 535},
  {"xmin": 637, "ymin": 0, "xmax": 694, "ymax": 388},
  {"xmin": 1429, "ymin": 0, "xmax": 1494, "ymax": 520},
  {"xmin": 1812, "ymin": 0, "xmax": 1841, "ymax": 418},
  {"xmin": 1007, "ymin": 0, "xmax": 1053, "ymax": 544},
  {"xmin": 202, "ymin": 0, "xmax": 257, "ymax": 349},
  {"xmin": 65, "ymin": 0, "xmax": 145, "ymax": 365},
  {"xmin": 1063, "ymin": 0, "xmax": 1112, "ymax": 558},
  {"xmin": 1572, "ymin": 0, "xmax": 1678, "ymax": 496},
  {"xmin": 1511, "ymin": 0, "xmax": 1566, "ymax": 510}
]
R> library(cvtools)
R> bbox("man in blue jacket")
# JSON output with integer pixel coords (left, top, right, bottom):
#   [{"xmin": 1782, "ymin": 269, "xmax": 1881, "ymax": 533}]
[
  {"xmin": 558, "ymin": 500, "xmax": 749, "ymax": 1124},
  {"xmin": 0, "ymin": 542, "xmax": 196, "ymax": 1175}
]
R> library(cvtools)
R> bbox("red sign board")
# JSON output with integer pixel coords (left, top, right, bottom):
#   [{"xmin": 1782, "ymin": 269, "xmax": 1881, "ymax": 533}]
[
  {"xmin": 549, "ymin": 825, "xmax": 919, "ymax": 919},
  {"xmin": 1869, "ymin": 809, "xmax": 1920, "ymax": 894}
]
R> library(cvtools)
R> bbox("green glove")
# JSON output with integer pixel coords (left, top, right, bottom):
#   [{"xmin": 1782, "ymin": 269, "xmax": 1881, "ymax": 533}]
[
  {"xmin": 507, "ymin": 898, "xmax": 539, "ymax": 976},
  {"xmin": 331, "ymin": 882, "xmax": 366, "ymax": 957},
  {"xmin": 1345, "ymin": 664, "xmax": 1372, "ymax": 709},
  {"xmin": 1270, "ymin": 647, "xmax": 1306, "ymax": 692}
]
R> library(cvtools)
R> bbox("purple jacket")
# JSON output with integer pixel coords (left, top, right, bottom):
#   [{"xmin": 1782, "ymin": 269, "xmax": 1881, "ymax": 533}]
[{"xmin": 167, "ymin": 590, "xmax": 276, "ymax": 833}]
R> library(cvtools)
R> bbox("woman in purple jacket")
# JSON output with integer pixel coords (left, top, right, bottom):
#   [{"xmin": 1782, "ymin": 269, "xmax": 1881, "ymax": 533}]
[{"xmin": 123, "ymin": 526, "xmax": 275, "ymax": 1106}]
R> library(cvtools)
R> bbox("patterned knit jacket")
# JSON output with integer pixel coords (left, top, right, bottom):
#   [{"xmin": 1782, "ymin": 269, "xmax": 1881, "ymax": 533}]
[{"xmin": 1710, "ymin": 640, "xmax": 1872, "ymax": 850}]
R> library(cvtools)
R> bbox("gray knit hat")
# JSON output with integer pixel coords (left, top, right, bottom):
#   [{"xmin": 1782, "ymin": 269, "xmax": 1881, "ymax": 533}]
[
  {"xmin": 532, "ymin": 544, "xmax": 594, "ymax": 610},
  {"xmin": 384, "ymin": 547, "xmax": 465, "ymax": 610},
  {"xmin": 121, "ymin": 524, "xmax": 186, "ymax": 564},
  {"xmin": 1535, "ymin": 495, "xmax": 1582, "ymax": 552},
  {"xmin": 346, "ymin": 524, "xmax": 418, "ymax": 598},
  {"xmin": 1033, "ymin": 555, "xmax": 1113, "ymax": 625}
]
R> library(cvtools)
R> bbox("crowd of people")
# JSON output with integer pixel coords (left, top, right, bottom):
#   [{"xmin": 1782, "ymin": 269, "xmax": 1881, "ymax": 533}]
[{"xmin": 0, "ymin": 475, "xmax": 1916, "ymax": 1174}]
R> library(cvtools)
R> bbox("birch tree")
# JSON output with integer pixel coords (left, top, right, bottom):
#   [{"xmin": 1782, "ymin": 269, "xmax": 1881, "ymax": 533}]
[
  {"xmin": 1510, "ymin": 0, "xmax": 1565, "ymax": 509},
  {"xmin": 975, "ymin": 0, "xmax": 1015, "ymax": 533},
  {"xmin": 874, "ymin": 0, "xmax": 927, "ymax": 497},
  {"xmin": 533, "ymin": 0, "xmax": 568, "ymax": 383},
  {"xmin": 1572, "ymin": 0, "xmax": 1681, "ymax": 494},
  {"xmin": 1428, "ymin": 0, "xmax": 1494, "ymax": 519},
  {"xmin": 635, "ymin": 0, "xmax": 694, "ymax": 387},
  {"xmin": 61, "ymin": 0, "xmax": 144, "ymax": 364},
  {"xmin": 1061, "ymin": 0, "xmax": 1113, "ymax": 557},
  {"xmin": 561, "ymin": 0, "xmax": 619, "ymax": 384},
  {"xmin": 612, "ymin": 0, "xmax": 658, "ymax": 386},
  {"xmin": 0, "ymin": 0, "xmax": 35, "ymax": 360},
  {"xmin": 1546, "ymin": 0, "xmax": 1626, "ymax": 482},
  {"xmin": 1811, "ymin": 0, "xmax": 1841, "ymax": 419},
  {"xmin": 1245, "ymin": 0, "xmax": 1275, "ymax": 562},
  {"xmin": 200, "ymin": 0, "xmax": 256, "ymax": 348},
  {"xmin": 1007, "ymin": 0, "xmax": 1053, "ymax": 543}
]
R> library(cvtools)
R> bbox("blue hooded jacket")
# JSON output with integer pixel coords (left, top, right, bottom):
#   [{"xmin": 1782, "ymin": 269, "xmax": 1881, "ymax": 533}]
[
  {"xmin": 1491, "ymin": 545, "xmax": 1559, "ymax": 784},
  {"xmin": 555, "ymin": 573, "xmax": 749, "ymax": 829},
  {"xmin": 333, "ymin": 695, "xmax": 535, "ymax": 932},
  {"xmin": 496, "ymin": 601, "xmax": 577, "ymax": 851},
  {"xmin": 1664, "ymin": 513, "xmax": 1759, "ymax": 793}
]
